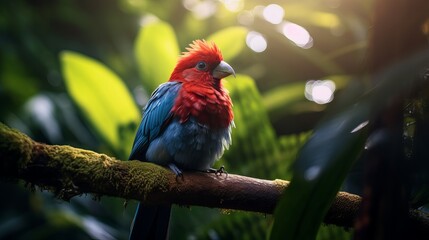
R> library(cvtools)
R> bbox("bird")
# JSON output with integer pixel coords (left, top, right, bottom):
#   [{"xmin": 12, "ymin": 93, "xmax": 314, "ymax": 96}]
[{"xmin": 128, "ymin": 39, "xmax": 235, "ymax": 240}]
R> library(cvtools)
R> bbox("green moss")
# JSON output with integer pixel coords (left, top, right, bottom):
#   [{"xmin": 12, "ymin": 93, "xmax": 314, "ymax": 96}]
[
  {"xmin": 123, "ymin": 161, "xmax": 171, "ymax": 199},
  {"xmin": 0, "ymin": 122, "xmax": 172, "ymax": 202},
  {"xmin": 0, "ymin": 123, "xmax": 33, "ymax": 177},
  {"xmin": 44, "ymin": 144, "xmax": 171, "ymax": 200}
]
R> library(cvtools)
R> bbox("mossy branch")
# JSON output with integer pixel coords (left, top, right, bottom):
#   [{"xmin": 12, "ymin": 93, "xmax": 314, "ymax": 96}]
[{"xmin": 1, "ymin": 123, "xmax": 428, "ymax": 232}]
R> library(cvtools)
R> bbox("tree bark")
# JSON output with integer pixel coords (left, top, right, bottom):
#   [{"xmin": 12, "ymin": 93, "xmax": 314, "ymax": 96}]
[{"xmin": 1, "ymin": 122, "xmax": 428, "ymax": 232}]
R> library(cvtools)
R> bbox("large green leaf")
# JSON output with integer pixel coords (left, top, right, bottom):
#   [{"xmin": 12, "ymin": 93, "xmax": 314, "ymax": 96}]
[
  {"xmin": 134, "ymin": 20, "xmax": 180, "ymax": 93},
  {"xmin": 270, "ymin": 105, "xmax": 367, "ymax": 240},
  {"xmin": 61, "ymin": 51, "xmax": 140, "ymax": 157},
  {"xmin": 207, "ymin": 26, "xmax": 248, "ymax": 62}
]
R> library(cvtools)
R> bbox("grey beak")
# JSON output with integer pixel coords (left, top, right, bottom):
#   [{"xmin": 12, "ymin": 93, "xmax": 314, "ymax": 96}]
[{"xmin": 212, "ymin": 61, "xmax": 235, "ymax": 79}]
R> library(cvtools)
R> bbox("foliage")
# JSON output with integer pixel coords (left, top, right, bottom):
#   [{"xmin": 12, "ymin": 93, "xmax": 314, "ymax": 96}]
[
  {"xmin": 134, "ymin": 20, "xmax": 180, "ymax": 93},
  {"xmin": 1, "ymin": 0, "xmax": 428, "ymax": 240},
  {"xmin": 61, "ymin": 51, "xmax": 140, "ymax": 158}
]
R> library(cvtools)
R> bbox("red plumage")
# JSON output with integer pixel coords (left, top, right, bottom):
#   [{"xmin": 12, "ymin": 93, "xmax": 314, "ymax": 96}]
[{"xmin": 170, "ymin": 40, "xmax": 233, "ymax": 129}]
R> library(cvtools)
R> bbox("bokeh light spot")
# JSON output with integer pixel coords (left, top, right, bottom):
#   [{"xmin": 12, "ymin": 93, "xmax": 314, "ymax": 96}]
[
  {"xmin": 262, "ymin": 4, "xmax": 284, "ymax": 24},
  {"xmin": 222, "ymin": 0, "xmax": 244, "ymax": 12},
  {"xmin": 246, "ymin": 31, "xmax": 267, "ymax": 53},
  {"xmin": 281, "ymin": 21, "xmax": 313, "ymax": 48},
  {"xmin": 182, "ymin": 0, "xmax": 217, "ymax": 19},
  {"xmin": 305, "ymin": 80, "xmax": 336, "ymax": 104}
]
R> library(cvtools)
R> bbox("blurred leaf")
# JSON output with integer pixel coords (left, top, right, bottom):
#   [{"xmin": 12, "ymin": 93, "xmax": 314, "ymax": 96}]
[
  {"xmin": 316, "ymin": 225, "xmax": 352, "ymax": 240},
  {"xmin": 263, "ymin": 75, "xmax": 351, "ymax": 119},
  {"xmin": 60, "ymin": 51, "xmax": 140, "ymax": 157},
  {"xmin": 263, "ymin": 82, "xmax": 306, "ymax": 114},
  {"xmin": 270, "ymin": 48, "xmax": 429, "ymax": 240},
  {"xmin": 282, "ymin": 4, "xmax": 341, "ymax": 29},
  {"xmin": 207, "ymin": 26, "xmax": 248, "ymax": 62},
  {"xmin": 0, "ymin": 53, "xmax": 38, "ymax": 106},
  {"xmin": 326, "ymin": 42, "xmax": 367, "ymax": 61},
  {"xmin": 270, "ymin": 105, "xmax": 368, "ymax": 240},
  {"xmin": 134, "ymin": 19, "xmax": 180, "ymax": 93}
]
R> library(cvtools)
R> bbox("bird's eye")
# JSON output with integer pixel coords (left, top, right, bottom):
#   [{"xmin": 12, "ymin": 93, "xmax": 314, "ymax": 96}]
[{"xmin": 196, "ymin": 61, "xmax": 207, "ymax": 70}]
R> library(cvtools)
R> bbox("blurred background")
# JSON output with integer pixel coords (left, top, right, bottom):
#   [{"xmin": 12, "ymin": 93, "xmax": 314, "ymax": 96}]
[{"xmin": 3, "ymin": 0, "xmax": 425, "ymax": 239}]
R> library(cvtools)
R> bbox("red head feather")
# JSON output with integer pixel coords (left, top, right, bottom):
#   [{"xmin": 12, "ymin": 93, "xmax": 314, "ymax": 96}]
[
  {"xmin": 170, "ymin": 40, "xmax": 234, "ymax": 129},
  {"xmin": 170, "ymin": 40, "xmax": 223, "ymax": 82}
]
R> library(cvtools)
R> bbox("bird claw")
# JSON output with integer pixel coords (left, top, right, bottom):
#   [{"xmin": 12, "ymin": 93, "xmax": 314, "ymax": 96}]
[
  {"xmin": 175, "ymin": 172, "xmax": 184, "ymax": 181},
  {"xmin": 207, "ymin": 165, "xmax": 228, "ymax": 177},
  {"xmin": 168, "ymin": 163, "xmax": 184, "ymax": 181}
]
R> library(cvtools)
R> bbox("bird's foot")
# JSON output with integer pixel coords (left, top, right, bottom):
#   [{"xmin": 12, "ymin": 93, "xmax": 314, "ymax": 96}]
[
  {"xmin": 168, "ymin": 163, "xmax": 184, "ymax": 181},
  {"xmin": 207, "ymin": 165, "xmax": 228, "ymax": 177}
]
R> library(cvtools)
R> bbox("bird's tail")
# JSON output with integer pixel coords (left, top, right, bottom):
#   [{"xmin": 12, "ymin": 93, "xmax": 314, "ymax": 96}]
[{"xmin": 129, "ymin": 203, "xmax": 171, "ymax": 240}]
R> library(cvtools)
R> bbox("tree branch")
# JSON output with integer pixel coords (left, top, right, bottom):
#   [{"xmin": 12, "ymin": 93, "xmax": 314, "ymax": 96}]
[{"xmin": 1, "ymin": 122, "xmax": 428, "ymax": 232}]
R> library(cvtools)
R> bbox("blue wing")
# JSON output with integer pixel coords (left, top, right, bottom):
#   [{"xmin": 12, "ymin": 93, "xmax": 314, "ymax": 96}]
[
  {"xmin": 129, "ymin": 81, "xmax": 182, "ymax": 161},
  {"xmin": 128, "ymin": 81, "xmax": 181, "ymax": 240}
]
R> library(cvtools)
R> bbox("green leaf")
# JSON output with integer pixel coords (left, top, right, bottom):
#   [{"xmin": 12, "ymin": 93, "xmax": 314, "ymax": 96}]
[
  {"xmin": 207, "ymin": 26, "xmax": 248, "ymax": 62},
  {"xmin": 270, "ymin": 104, "xmax": 367, "ymax": 240},
  {"xmin": 60, "ymin": 51, "xmax": 140, "ymax": 157},
  {"xmin": 316, "ymin": 225, "xmax": 352, "ymax": 240},
  {"xmin": 134, "ymin": 20, "xmax": 180, "ymax": 93}
]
